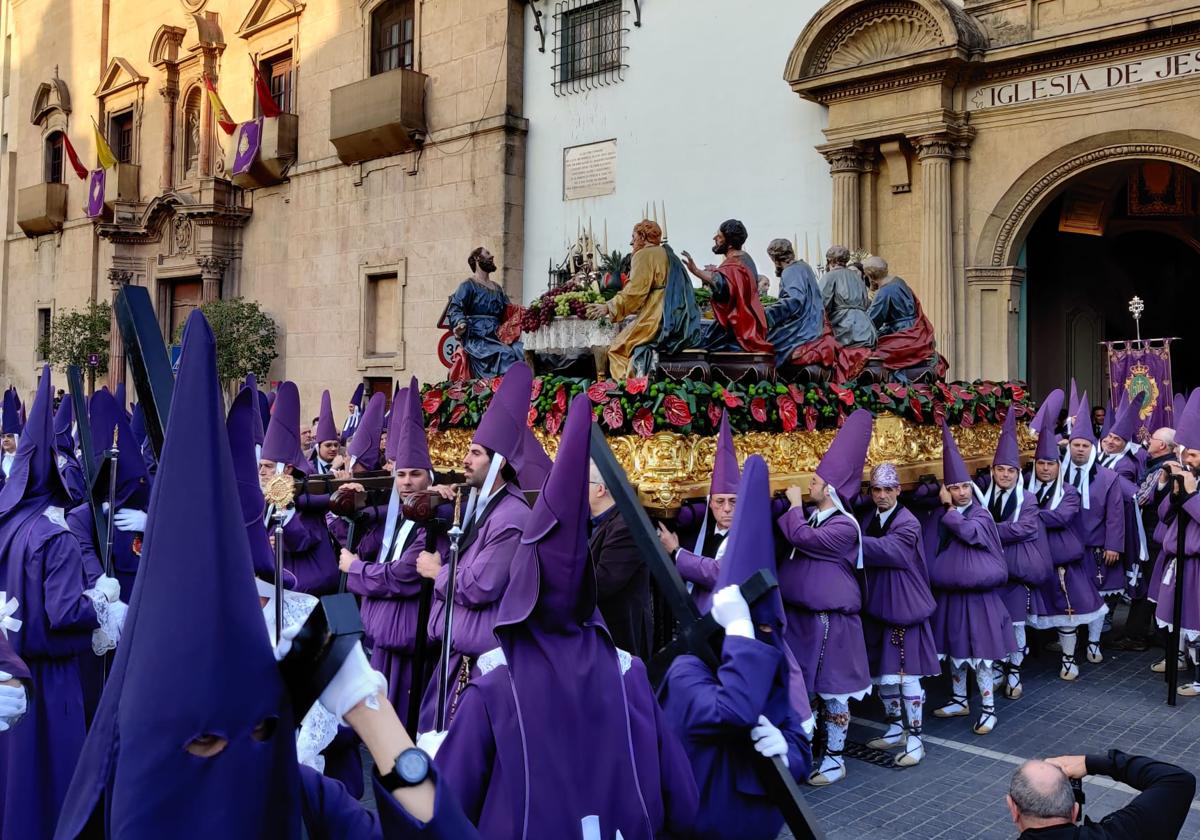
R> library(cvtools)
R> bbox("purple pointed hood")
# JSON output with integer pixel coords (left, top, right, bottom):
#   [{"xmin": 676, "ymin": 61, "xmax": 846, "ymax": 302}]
[
  {"xmin": 227, "ymin": 386, "xmax": 281, "ymax": 584},
  {"xmin": 1176, "ymin": 389, "xmax": 1200, "ymax": 451},
  {"xmin": 384, "ymin": 385, "xmax": 407, "ymax": 465},
  {"xmin": 241, "ymin": 374, "xmax": 270, "ymax": 447},
  {"xmin": 108, "ymin": 310, "xmax": 301, "ymax": 835},
  {"xmin": 496, "ymin": 393, "xmax": 595, "ymax": 631},
  {"xmin": 1029, "ymin": 390, "xmax": 1056, "ymax": 440},
  {"xmin": 1068, "ymin": 379, "xmax": 1080, "ymax": 421},
  {"xmin": 1173, "ymin": 392, "xmax": 1187, "ymax": 425},
  {"xmin": 1099, "ymin": 396, "xmax": 1115, "ymax": 440},
  {"xmin": 716, "ymin": 455, "xmax": 783, "ymax": 628},
  {"xmin": 0, "ymin": 367, "xmax": 65, "ymax": 517},
  {"xmin": 992, "ymin": 403, "xmax": 1021, "ymax": 468},
  {"xmin": 348, "ymin": 383, "xmax": 364, "ymax": 411},
  {"xmin": 941, "ymin": 422, "xmax": 971, "ymax": 485},
  {"xmin": 314, "ymin": 390, "xmax": 338, "ymax": 445},
  {"xmin": 1109, "ymin": 391, "xmax": 1146, "ymax": 443},
  {"xmin": 130, "ymin": 402, "xmax": 148, "ymax": 451},
  {"xmin": 15, "ymin": 390, "xmax": 25, "ymax": 430},
  {"xmin": 1034, "ymin": 389, "xmax": 1065, "ymax": 461},
  {"xmin": 710, "ymin": 410, "xmax": 740, "ymax": 496},
  {"xmin": 88, "ymin": 389, "xmax": 151, "ymax": 511},
  {"xmin": 1070, "ymin": 392, "xmax": 1097, "ymax": 446},
  {"xmin": 114, "ymin": 382, "xmax": 129, "ymax": 418},
  {"xmin": 390, "ymin": 377, "xmax": 431, "ymax": 470},
  {"xmin": 261, "ymin": 381, "xmax": 309, "ymax": 474},
  {"xmin": 53, "ymin": 393, "xmax": 74, "ymax": 452},
  {"xmin": 347, "ymin": 391, "xmax": 386, "ymax": 471},
  {"xmin": 816, "ymin": 408, "xmax": 873, "ymax": 502},
  {"xmin": 1, "ymin": 388, "xmax": 19, "ymax": 436},
  {"xmin": 473, "ymin": 362, "xmax": 551, "ymax": 491}
]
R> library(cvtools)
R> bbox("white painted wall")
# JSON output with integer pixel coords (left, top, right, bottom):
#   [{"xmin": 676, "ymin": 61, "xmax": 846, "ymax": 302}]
[{"xmin": 520, "ymin": 0, "xmax": 831, "ymax": 303}]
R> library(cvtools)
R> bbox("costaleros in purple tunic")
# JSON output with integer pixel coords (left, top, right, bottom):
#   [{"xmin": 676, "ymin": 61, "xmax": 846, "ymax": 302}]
[
  {"xmin": 435, "ymin": 394, "xmax": 699, "ymax": 839},
  {"xmin": 859, "ymin": 504, "xmax": 940, "ymax": 679},
  {"xmin": 0, "ymin": 367, "xmax": 99, "ymax": 840},
  {"xmin": 1155, "ymin": 389, "xmax": 1200, "ymax": 637},
  {"xmin": 676, "ymin": 411, "xmax": 739, "ymax": 613}
]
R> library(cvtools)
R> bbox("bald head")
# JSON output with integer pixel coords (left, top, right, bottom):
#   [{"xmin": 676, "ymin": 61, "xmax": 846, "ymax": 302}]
[{"xmin": 1009, "ymin": 760, "xmax": 1075, "ymax": 826}]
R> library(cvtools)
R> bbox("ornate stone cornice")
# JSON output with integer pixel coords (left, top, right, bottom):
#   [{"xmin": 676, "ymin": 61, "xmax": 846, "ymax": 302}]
[
  {"xmin": 914, "ymin": 134, "xmax": 956, "ymax": 160},
  {"xmin": 990, "ymin": 143, "xmax": 1200, "ymax": 266},
  {"xmin": 965, "ymin": 265, "xmax": 1026, "ymax": 284},
  {"xmin": 196, "ymin": 255, "xmax": 229, "ymax": 275}
]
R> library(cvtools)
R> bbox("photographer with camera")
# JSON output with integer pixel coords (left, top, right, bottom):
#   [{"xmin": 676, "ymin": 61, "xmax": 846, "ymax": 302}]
[{"xmin": 1007, "ymin": 751, "xmax": 1195, "ymax": 838}]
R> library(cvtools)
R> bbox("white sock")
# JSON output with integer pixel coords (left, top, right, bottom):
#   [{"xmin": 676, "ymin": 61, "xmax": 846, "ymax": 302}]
[
  {"xmin": 1087, "ymin": 616, "xmax": 1104, "ymax": 644},
  {"xmin": 975, "ymin": 663, "xmax": 995, "ymax": 710}
]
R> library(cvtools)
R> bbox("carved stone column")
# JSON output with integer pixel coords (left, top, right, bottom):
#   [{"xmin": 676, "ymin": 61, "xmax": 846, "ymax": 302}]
[
  {"xmin": 160, "ymin": 83, "xmax": 178, "ymax": 191},
  {"xmin": 197, "ymin": 255, "xmax": 228, "ymax": 303},
  {"xmin": 107, "ymin": 269, "xmax": 133, "ymax": 390},
  {"xmin": 915, "ymin": 135, "xmax": 955, "ymax": 372},
  {"xmin": 823, "ymin": 146, "xmax": 864, "ymax": 252}
]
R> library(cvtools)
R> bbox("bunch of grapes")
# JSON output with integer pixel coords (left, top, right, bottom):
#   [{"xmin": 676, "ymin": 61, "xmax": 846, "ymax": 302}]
[{"xmin": 522, "ymin": 283, "xmax": 604, "ymax": 332}]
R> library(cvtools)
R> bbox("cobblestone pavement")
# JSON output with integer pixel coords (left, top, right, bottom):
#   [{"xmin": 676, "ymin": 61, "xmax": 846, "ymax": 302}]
[{"xmin": 785, "ymin": 623, "xmax": 1200, "ymax": 839}]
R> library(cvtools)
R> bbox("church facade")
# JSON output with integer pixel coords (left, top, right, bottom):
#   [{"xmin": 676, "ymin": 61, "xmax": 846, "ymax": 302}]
[{"xmin": 787, "ymin": 0, "xmax": 1200, "ymax": 397}]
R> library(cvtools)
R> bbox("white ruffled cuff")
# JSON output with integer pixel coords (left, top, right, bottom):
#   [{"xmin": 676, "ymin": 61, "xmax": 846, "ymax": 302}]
[{"xmin": 86, "ymin": 590, "xmax": 124, "ymax": 656}]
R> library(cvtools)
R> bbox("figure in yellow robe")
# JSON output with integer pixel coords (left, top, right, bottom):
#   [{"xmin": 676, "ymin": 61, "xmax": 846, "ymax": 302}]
[{"xmin": 589, "ymin": 220, "xmax": 701, "ymax": 381}]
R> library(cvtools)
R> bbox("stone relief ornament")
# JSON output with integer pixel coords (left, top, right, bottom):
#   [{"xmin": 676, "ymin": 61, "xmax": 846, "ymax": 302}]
[
  {"xmin": 180, "ymin": 0, "xmax": 208, "ymax": 12},
  {"xmin": 174, "ymin": 216, "xmax": 193, "ymax": 254}
]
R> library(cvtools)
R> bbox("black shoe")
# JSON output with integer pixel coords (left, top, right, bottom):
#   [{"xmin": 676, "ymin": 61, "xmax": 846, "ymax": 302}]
[{"xmin": 1112, "ymin": 637, "xmax": 1151, "ymax": 652}]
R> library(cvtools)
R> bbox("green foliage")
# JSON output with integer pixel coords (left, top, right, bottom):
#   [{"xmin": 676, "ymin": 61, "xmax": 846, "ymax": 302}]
[
  {"xmin": 40, "ymin": 301, "xmax": 112, "ymax": 375},
  {"xmin": 174, "ymin": 297, "xmax": 278, "ymax": 386}
]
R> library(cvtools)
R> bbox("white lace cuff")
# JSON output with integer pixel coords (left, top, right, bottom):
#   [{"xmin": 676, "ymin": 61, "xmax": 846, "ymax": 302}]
[
  {"xmin": 295, "ymin": 703, "xmax": 338, "ymax": 773},
  {"xmin": 86, "ymin": 590, "xmax": 118, "ymax": 656}
]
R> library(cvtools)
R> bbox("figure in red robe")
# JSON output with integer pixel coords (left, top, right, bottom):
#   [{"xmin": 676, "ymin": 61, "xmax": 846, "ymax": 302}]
[{"xmin": 683, "ymin": 219, "xmax": 773, "ymax": 354}]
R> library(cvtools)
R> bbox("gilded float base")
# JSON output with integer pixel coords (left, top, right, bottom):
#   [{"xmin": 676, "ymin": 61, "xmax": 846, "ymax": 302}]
[{"xmin": 427, "ymin": 416, "xmax": 1034, "ymax": 516}]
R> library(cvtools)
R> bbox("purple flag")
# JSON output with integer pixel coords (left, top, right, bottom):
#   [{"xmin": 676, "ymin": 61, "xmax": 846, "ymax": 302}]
[
  {"xmin": 1106, "ymin": 339, "xmax": 1174, "ymax": 443},
  {"xmin": 232, "ymin": 118, "xmax": 262, "ymax": 176},
  {"xmin": 85, "ymin": 168, "xmax": 106, "ymax": 218}
]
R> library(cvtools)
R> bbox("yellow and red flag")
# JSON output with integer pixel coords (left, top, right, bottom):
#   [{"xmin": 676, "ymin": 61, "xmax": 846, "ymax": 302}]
[
  {"xmin": 61, "ymin": 132, "xmax": 89, "ymax": 180},
  {"xmin": 203, "ymin": 74, "xmax": 238, "ymax": 135},
  {"xmin": 251, "ymin": 57, "xmax": 282, "ymax": 118},
  {"xmin": 90, "ymin": 117, "xmax": 117, "ymax": 170}
]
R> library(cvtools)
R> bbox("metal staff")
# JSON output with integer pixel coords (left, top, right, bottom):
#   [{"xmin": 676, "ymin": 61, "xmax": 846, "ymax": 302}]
[
  {"xmin": 103, "ymin": 427, "xmax": 120, "ymax": 578},
  {"xmin": 263, "ymin": 475, "xmax": 296, "ymax": 645},
  {"xmin": 434, "ymin": 487, "xmax": 466, "ymax": 731},
  {"xmin": 1167, "ymin": 469, "xmax": 1190, "ymax": 706},
  {"xmin": 407, "ymin": 498, "xmax": 443, "ymax": 736}
]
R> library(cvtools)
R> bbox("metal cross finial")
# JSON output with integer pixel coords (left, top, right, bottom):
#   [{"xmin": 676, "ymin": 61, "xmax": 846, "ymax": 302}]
[{"xmin": 1129, "ymin": 296, "xmax": 1144, "ymax": 342}]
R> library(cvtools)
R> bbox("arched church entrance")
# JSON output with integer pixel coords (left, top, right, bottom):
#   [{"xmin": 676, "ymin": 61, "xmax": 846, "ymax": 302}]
[{"xmin": 1020, "ymin": 159, "xmax": 1199, "ymax": 404}]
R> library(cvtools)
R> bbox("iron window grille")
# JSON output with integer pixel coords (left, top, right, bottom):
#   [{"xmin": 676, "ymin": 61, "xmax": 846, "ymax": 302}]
[
  {"xmin": 45, "ymin": 132, "xmax": 64, "ymax": 183},
  {"xmin": 110, "ymin": 111, "xmax": 134, "ymax": 163},
  {"xmin": 553, "ymin": 0, "xmax": 628, "ymax": 95},
  {"xmin": 260, "ymin": 53, "xmax": 294, "ymax": 115},
  {"xmin": 371, "ymin": 0, "xmax": 416, "ymax": 76}
]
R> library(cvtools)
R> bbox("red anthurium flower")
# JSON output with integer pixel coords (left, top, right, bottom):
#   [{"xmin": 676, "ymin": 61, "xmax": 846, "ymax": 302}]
[
  {"xmin": 632, "ymin": 407, "xmax": 654, "ymax": 437},
  {"xmin": 449, "ymin": 405, "xmax": 467, "ymax": 425},
  {"xmin": 777, "ymin": 395, "xmax": 798, "ymax": 432},
  {"xmin": 422, "ymin": 389, "xmax": 443, "ymax": 414},
  {"xmin": 663, "ymin": 395, "xmax": 692, "ymax": 427},
  {"xmin": 587, "ymin": 382, "xmax": 614, "ymax": 404},
  {"xmin": 722, "ymin": 390, "xmax": 744, "ymax": 408},
  {"xmin": 750, "ymin": 397, "xmax": 767, "ymax": 423},
  {"xmin": 626, "ymin": 377, "xmax": 649, "ymax": 395},
  {"xmin": 603, "ymin": 400, "xmax": 624, "ymax": 430}
]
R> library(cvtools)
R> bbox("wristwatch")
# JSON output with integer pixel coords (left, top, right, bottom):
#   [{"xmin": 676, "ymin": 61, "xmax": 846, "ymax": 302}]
[{"xmin": 376, "ymin": 747, "xmax": 431, "ymax": 788}]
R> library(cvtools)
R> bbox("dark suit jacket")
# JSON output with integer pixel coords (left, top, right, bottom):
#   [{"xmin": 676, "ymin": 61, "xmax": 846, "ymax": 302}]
[{"xmin": 588, "ymin": 507, "xmax": 653, "ymax": 660}]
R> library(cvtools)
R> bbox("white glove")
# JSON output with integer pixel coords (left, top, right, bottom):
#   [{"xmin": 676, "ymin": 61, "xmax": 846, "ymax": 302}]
[
  {"xmin": 109, "ymin": 601, "xmax": 128, "ymax": 637},
  {"xmin": 711, "ymin": 584, "xmax": 753, "ymax": 639},
  {"xmin": 88, "ymin": 597, "xmax": 128, "ymax": 656},
  {"xmin": 113, "ymin": 508, "xmax": 147, "ymax": 532},
  {"xmin": 0, "ymin": 679, "xmax": 26, "ymax": 732},
  {"xmin": 318, "ymin": 641, "xmax": 387, "ymax": 725},
  {"xmin": 751, "ymin": 714, "xmax": 788, "ymax": 766},
  {"xmin": 273, "ymin": 621, "xmax": 303, "ymax": 663},
  {"xmin": 416, "ymin": 729, "xmax": 449, "ymax": 759},
  {"xmin": 92, "ymin": 575, "xmax": 121, "ymax": 604}
]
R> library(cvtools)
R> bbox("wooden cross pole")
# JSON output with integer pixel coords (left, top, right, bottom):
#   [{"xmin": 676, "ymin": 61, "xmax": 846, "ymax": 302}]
[
  {"xmin": 113, "ymin": 284, "xmax": 175, "ymax": 458},
  {"xmin": 588, "ymin": 423, "xmax": 827, "ymax": 840}
]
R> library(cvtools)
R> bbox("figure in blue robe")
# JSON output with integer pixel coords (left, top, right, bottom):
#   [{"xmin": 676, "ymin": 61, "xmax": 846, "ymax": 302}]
[
  {"xmin": 867, "ymin": 275, "xmax": 918, "ymax": 338},
  {"xmin": 445, "ymin": 254, "xmax": 523, "ymax": 379},
  {"xmin": 764, "ymin": 241, "xmax": 823, "ymax": 364}
]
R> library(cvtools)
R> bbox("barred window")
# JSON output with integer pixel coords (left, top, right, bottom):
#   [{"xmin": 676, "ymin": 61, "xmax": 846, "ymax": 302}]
[
  {"xmin": 45, "ymin": 131, "xmax": 63, "ymax": 183},
  {"xmin": 554, "ymin": 0, "xmax": 627, "ymax": 94},
  {"xmin": 371, "ymin": 0, "xmax": 416, "ymax": 76},
  {"xmin": 109, "ymin": 111, "xmax": 134, "ymax": 164}
]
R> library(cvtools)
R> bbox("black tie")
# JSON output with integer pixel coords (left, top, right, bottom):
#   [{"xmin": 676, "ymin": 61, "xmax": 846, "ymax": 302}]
[
  {"xmin": 991, "ymin": 492, "xmax": 1004, "ymax": 521},
  {"xmin": 1071, "ymin": 468, "xmax": 1082, "ymax": 490}
]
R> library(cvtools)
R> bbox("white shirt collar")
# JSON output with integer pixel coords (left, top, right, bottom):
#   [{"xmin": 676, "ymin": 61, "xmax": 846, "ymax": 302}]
[
  {"xmin": 955, "ymin": 502, "xmax": 972, "ymax": 513},
  {"xmin": 811, "ymin": 506, "xmax": 838, "ymax": 525},
  {"xmin": 713, "ymin": 527, "xmax": 729, "ymax": 537},
  {"xmin": 877, "ymin": 504, "xmax": 898, "ymax": 526}
]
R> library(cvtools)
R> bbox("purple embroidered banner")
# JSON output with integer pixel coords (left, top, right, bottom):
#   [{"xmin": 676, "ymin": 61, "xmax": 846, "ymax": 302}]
[
  {"xmin": 85, "ymin": 168, "xmax": 106, "ymax": 218},
  {"xmin": 232, "ymin": 118, "xmax": 262, "ymax": 176},
  {"xmin": 1106, "ymin": 339, "xmax": 1174, "ymax": 443}
]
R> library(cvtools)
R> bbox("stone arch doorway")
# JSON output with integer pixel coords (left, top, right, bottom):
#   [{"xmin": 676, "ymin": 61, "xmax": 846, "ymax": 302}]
[{"xmin": 974, "ymin": 132, "xmax": 1200, "ymax": 401}]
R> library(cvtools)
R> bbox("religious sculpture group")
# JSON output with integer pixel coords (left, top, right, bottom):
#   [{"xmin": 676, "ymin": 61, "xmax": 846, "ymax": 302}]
[{"xmin": 443, "ymin": 217, "xmax": 947, "ymax": 387}]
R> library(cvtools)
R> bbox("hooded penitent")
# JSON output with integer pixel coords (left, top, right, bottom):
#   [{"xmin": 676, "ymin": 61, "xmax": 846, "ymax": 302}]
[
  {"xmin": 315, "ymin": 390, "xmax": 339, "ymax": 445},
  {"xmin": 1, "ymin": 388, "xmax": 20, "ymax": 437},
  {"xmin": 392, "ymin": 378, "xmax": 431, "ymax": 472},
  {"xmin": 941, "ymin": 423, "xmax": 972, "ymax": 486},
  {"xmin": 472, "ymin": 362, "xmax": 551, "ymax": 493},
  {"xmin": 347, "ymin": 391, "xmax": 386, "ymax": 471},
  {"xmin": 262, "ymin": 381, "xmax": 311, "ymax": 475},
  {"xmin": 228, "ymin": 386, "xmax": 278, "ymax": 583},
  {"xmin": 53, "ymin": 396, "xmax": 73, "ymax": 452},
  {"xmin": 1109, "ymin": 392, "xmax": 1147, "ymax": 445},
  {"xmin": 1176, "ymin": 388, "xmax": 1200, "ymax": 452},
  {"xmin": 88, "ymin": 389, "xmax": 151, "ymax": 515},
  {"xmin": 55, "ymin": 310, "xmax": 302, "ymax": 839},
  {"xmin": 489, "ymin": 393, "xmax": 664, "ymax": 835}
]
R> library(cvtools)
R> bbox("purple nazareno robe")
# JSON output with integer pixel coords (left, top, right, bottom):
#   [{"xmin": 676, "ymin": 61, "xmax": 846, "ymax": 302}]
[
  {"xmin": 1154, "ymin": 493, "xmax": 1200, "ymax": 637},
  {"xmin": 277, "ymin": 509, "xmax": 339, "ymax": 596},
  {"xmin": 434, "ymin": 394, "xmax": 698, "ymax": 839},
  {"xmin": 777, "ymin": 508, "xmax": 871, "ymax": 698},
  {"xmin": 1028, "ymin": 481, "xmax": 1105, "ymax": 625},
  {"xmin": 979, "ymin": 482, "xmax": 1053, "ymax": 623},
  {"xmin": 927, "ymin": 504, "xmax": 1016, "ymax": 664},
  {"xmin": 419, "ymin": 484, "xmax": 528, "ymax": 732},
  {"xmin": 859, "ymin": 504, "xmax": 940, "ymax": 679},
  {"xmin": 675, "ymin": 530, "xmax": 723, "ymax": 614},
  {"xmin": 0, "ymin": 368, "xmax": 99, "ymax": 840},
  {"xmin": 1067, "ymin": 462, "xmax": 1126, "ymax": 595},
  {"xmin": 659, "ymin": 636, "xmax": 810, "ymax": 840}
]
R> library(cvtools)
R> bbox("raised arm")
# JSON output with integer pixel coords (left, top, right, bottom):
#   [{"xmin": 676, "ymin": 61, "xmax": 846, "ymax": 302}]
[
  {"xmin": 1087, "ymin": 750, "xmax": 1195, "ymax": 839},
  {"xmin": 862, "ymin": 517, "xmax": 921, "ymax": 569},
  {"xmin": 940, "ymin": 508, "xmax": 996, "ymax": 549}
]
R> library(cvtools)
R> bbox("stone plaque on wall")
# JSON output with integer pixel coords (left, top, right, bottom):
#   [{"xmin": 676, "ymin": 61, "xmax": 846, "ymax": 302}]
[{"xmin": 563, "ymin": 139, "xmax": 617, "ymax": 201}]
